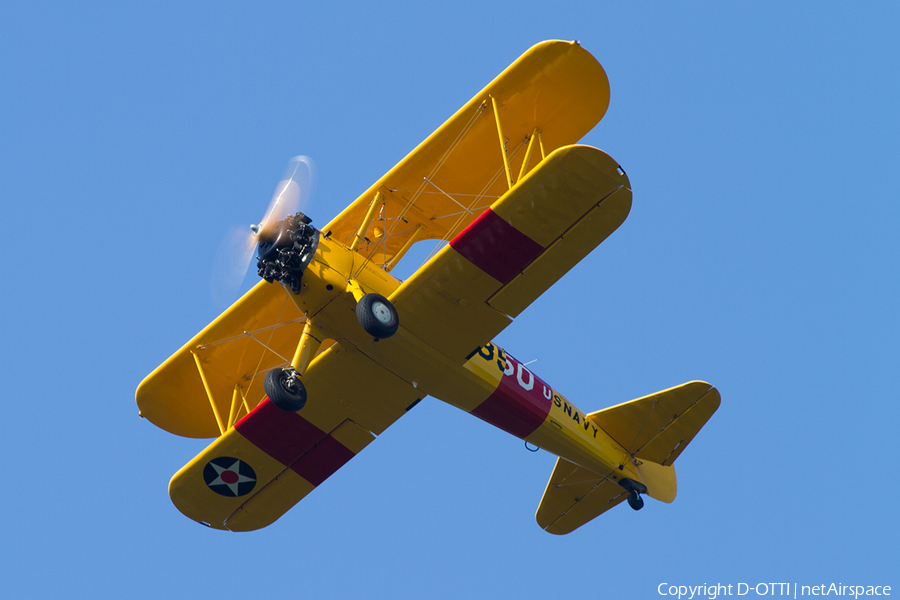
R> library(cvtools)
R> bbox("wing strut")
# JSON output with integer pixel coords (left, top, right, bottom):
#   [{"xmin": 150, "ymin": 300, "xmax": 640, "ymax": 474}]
[
  {"xmin": 491, "ymin": 96, "xmax": 514, "ymax": 190},
  {"xmin": 351, "ymin": 192, "xmax": 384, "ymax": 252},
  {"xmin": 517, "ymin": 128, "xmax": 539, "ymax": 183},
  {"xmin": 191, "ymin": 350, "xmax": 227, "ymax": 435},
  {"xmin": 385, "ymin": 224, "xmax": 425, "ymax": 272},
  {"xmin": 226, "ymin": 384, "xmax": 251, "ymax": 430}
]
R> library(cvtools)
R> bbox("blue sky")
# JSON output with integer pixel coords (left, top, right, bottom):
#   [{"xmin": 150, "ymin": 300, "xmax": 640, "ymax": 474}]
[{"xmin": 2, "ymin": 2, "xmax": 898, "ymax": 598}]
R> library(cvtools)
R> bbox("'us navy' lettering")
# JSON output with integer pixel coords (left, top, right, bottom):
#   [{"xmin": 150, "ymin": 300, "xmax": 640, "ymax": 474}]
[{"xmin": 556, "ymin": 396, "xmax": 598, "ymax": 437}]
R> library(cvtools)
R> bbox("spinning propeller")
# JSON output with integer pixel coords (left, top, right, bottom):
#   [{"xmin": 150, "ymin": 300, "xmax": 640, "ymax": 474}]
[{"xmin": 211, "ymin": 156, "xmax": 317, "ymax": 306}]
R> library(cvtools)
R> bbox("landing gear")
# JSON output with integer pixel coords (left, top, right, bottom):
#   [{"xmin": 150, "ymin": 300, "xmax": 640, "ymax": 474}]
[
  {"xmin": 618, "ymin": 478, "xmax": 647, "ymax": 511},
  {"xmin": 264, "ymin": 367, "xmax": 307, "ymax": 412},
  {"xmin": 356, "ymin": 293, "xmax": 399, "ymax": 339},
  {"xmin": 627, "ymin": 490, "xmax": 644, "ymax": 511}
]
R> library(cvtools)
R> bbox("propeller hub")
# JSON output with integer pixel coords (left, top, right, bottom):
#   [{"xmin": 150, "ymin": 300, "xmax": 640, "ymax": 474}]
[
  {"xmin": 210, "ymin": 156, "xmax": 315, "ymax": 305},
  {"xmin": 256, "ymin": 212, "xmax": 320, "ymax": 295}
]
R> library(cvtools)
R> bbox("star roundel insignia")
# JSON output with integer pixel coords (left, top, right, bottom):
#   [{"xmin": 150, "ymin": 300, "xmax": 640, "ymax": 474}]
[{"xmin": 203, "ymin": 457, "xmax": 257, "ymax": 497}]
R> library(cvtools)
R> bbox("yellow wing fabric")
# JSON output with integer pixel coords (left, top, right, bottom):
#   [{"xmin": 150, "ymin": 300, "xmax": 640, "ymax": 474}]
[
  {"xmin": 390, "ymin": 144, "xmax": 631, "ymax": 362},
  {"xmin": 168, "ymin": 343, "xmax": 423, "ymax": 531},
  {"xmin": 136, "ymin": 275, "xmax": 422, "ymax": 441},
  {"xmin": 136, "ymin": 281, "xmax": 307, "ymax": 438},
  {"xmin": 324, "ymin": 40, "xmax": 610, "ymax": 268},
  {"xmin": 587, "ymin": 382, "xmax": 722, "ymax": 466}
]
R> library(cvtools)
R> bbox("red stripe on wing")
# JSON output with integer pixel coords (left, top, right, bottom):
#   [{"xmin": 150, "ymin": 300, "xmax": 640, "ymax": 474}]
[
  {"xmin": 235, "ymin": 399, "xmax": 358, "ymax": 487},
  {"xmin": 450, "ymin": 209, "xmax": 543, "ymax": 283},
  {"xmin": 291, "ymin": 436, "xmax": 356, "ymax": 486},
  {"xmin": 235, "ymin": 400, "xmax": 327, "ymax": 466}
]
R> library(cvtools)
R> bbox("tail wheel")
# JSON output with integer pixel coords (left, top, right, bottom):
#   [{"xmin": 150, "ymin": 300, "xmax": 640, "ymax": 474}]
[
  {"xmin": 356, "ymin": 293, "xmax": 399, "ymax": 339},
  {"xmin": 264, "ymin": 367, "xmax": 307, "ymax": 412},
  {"xmin": 627, "ymin": 490, "xmax": 644, "ymax": 511}
]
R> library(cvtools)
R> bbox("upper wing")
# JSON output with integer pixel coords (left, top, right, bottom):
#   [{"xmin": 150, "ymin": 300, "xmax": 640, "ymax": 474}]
[
  {"xmin": 323, "ymin": 40, "xmax": 611, "ymax": 269},
  {"xmin": 390, "ymin": 144, "xmax": 631, "ymax": 362},
  {"xmin": 136, "ymin": 276, "xmax": 422, "ymax": 441},
  {"xmin": 168, "ymin": 343, "xmax": 423, "ymax": 531},
  {"xmin": 136, "ymin": 281, "xmax": 307, "ymax": 438}
]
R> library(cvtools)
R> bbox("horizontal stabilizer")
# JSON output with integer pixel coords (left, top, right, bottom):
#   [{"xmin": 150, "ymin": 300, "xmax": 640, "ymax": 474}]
[
  {"xmin": 535, "ymin": 458, "xmax": 627, "ymax": 535},
  {"xmin": 587, "ymin": 381, "xmax": 720, "ymax": 466}
]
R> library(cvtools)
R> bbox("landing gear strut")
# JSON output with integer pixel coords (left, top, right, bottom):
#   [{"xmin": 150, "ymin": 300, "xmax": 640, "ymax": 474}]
[{"xmin": 264, "ymin": 320, "xmax": 324, "ymax": 412}]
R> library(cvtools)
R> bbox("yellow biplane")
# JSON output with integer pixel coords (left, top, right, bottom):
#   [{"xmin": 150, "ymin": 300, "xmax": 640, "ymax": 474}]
[{"xmin": 137, "ymin": 40, "xmax": 720, "ymax": 533}]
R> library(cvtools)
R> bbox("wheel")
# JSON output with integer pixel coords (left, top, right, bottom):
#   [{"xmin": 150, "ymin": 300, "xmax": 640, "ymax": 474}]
[
  {"xmin": 356, "ymin": 293, "xmax": 399, "ymax": 339},
  {"xmin": 264, "ymin": 367, "xmax": 307, "ymax": 412},
  {"xmin": 627, "ymin": 490, "xmax": 644, "ymax": 511}
]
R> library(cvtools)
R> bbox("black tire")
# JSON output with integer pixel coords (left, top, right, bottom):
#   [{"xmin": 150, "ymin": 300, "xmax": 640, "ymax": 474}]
[
  {"xmin": 627, "ymin": 490, "xmax": 644, "ymax": 511},
  {"xmin": 264, "ymin": 367, "xmax": 307, "ymax": 412},
  {"xmin": 356, "ymin": 293, "xmax": 399, "ymax": 339}
]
